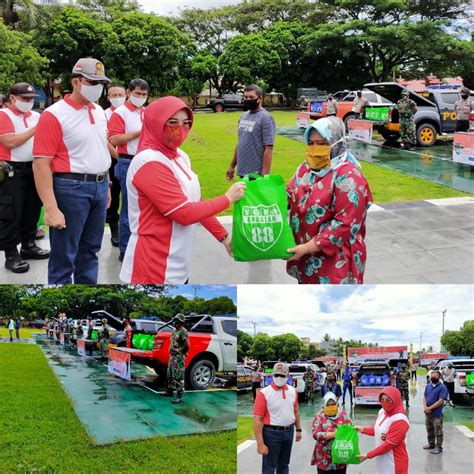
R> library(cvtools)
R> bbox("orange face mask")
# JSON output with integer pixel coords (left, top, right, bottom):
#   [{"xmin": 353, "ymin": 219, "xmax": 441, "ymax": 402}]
[{"xmin": 305, "ymin": 144, "xmax": 331, "ymax": 169}]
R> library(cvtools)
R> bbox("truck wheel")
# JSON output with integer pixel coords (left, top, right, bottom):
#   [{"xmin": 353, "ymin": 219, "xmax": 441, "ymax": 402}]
[
  {"xmin": 380, "ymin": 129, "xmax": 400, "ymax": 142},
  {"xmin": 214, "ymin": 104, "xmax": 224, "ymax": 113},
  {"xmin": 188, "ymin": 359, "xmax": 215, "ymax": 390},
  {"xmin": 343, "ymin": 114, "xmax": 356, "ymax": 131},
  {"xmin": 416, "ymin": 123, "xmax": 437, "ymax": 147}
]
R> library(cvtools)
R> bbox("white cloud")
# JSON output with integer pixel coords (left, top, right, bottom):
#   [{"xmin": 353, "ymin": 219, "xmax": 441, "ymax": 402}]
[{"xmin": 139, "ymin": 0, "xmax": 241, "ymax": 16}]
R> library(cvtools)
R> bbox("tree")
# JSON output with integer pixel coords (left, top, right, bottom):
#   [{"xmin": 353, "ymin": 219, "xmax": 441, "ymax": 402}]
[
  {"xmin": 0, "ymin": 20, "xmax": 48, "ymax": 92},
  {"xmin": 302, "ymin": 343, "xmax": 326, "ymax": 359},
  {"xmin": 271, "ymin": 333, "xmax": 302, "ymax": 362},
  {"xmin": 1, "ymin": 0, "xmax": 37, "ymax": 29},
  {"xmin": 441, "ymin": 320, "xmax": 474, "ymax": 356},
  {"xmin": 249, "ymin": 333, "xmax": 275, "ymax": 363},
  {"xmin": 0, "ymin": 285, "xmax": 27, "ymax": 318},
  {"xmin": 237, "ymin": 330, "xmax": 253, "ymax": 361},
  {"xmin": 74, "ymin": 0, "xmax": 141, "ymax": 21}
]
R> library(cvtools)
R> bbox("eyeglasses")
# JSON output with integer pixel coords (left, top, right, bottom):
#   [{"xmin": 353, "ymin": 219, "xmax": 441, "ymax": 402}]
[
  {"xmin": 80, "ymin": 77, "xmax": 107, "ymax": 87},
  {"xmin": 166, "ymin": 119, "xmax": 193, "ymax": 128},
  {"xmin": 274, "ymin": 374, "xmax": 287, "ymax": 378}
]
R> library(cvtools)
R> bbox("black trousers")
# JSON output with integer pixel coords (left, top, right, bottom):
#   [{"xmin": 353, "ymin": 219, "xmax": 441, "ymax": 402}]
[
  {"xmin": 106, "ymin": 158, "xmax": 121, "ymax": 225},
  {"xmin": 455, "ymin": 120, "xmax": 469, "ymax": 132},
  {"xmin": 252, "ymin": 381, "xmax": 261, "ymax": 400},
  {"xmin": 0, "ymin": 163, "xmax": 42, "ymax": 251}
]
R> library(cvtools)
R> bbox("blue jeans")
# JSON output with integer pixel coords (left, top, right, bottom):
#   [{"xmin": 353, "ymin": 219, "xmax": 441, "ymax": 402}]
[
  {"xmin": 262, "ymin": 426, "xmax": 294, "ymax": 474},
  {"xmin": 48, "ymin": 177, "xmax": 108, "ymax": 284},
  {"xmin": 343, "ymin": 383, "xmax": 353, "ymax": 404},
  {"xmin": 114, "ymin": 156, "xmax": 132, "ymax": 254}
]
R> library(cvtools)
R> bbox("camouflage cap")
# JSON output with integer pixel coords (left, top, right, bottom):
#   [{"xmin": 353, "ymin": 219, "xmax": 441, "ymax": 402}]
[
  {"xmin": 72, "ymin": 58, "xmax": 111, "ymax": 83},
  {"xmin": 401, "ymin": 89, "xmax": 410, "ymax": 96}
]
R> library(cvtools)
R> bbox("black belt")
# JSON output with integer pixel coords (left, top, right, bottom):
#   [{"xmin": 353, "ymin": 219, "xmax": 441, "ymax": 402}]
[
  {"xmin": 8, "ymin": 161, "xmax": 33, "ymax": 170},
  {"xmin": 119, "ymin": 154, "xmax": 135, "ymax": 160},
  {"xmin": 264, "ymin": 424, "xmax": 295, "ymax": 431},
  {"xmin": 53, "ymin": 172, "xmax": 108, "ymax": 183}
]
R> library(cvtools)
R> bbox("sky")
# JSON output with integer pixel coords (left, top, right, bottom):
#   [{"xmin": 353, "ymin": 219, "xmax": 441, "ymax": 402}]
[
  {"xmin": 166, "ymin": 284, "xmax": 237, "ymax": 303},
  {"xmin": 139, "ymin": 0, "xmax": 240, "ymax": 16},
  {"xmin": 238, "ymin": 285, "xmax": 473, "ymax": 352}
]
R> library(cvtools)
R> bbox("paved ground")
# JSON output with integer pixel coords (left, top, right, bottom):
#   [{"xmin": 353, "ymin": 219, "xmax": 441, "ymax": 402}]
[
  {"xmin": 0, "ymin": 197, "xmax": 473, "ymax": 284},
  {"xmin": 237, "ymin": 376, "xmax": 474, "ymax": 473}
]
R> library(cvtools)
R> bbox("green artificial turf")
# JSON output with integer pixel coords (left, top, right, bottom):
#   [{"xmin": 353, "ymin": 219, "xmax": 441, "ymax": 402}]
[
  {"xmin": 182, "ymin": 111, "xmax": 468, "ymax": 215},
  {"xmin": 0, "ymin": 345, "xmax": 236, "ymax": 473},
  {"xmin": 463, "ymin": 422, "xmax": 474, "ymax": 431},
  {"xmin": 237, "ymin": 416, "xmax": 254, "ymax": 445}
]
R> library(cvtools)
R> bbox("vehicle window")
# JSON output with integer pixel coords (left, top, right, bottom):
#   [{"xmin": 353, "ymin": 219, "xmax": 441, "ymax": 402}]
[
  {"xmin": 244, "ymin": 367, "xmax": 253, "ymax": 376},
  {"xmin": 344, "ymin": 92, "xmax": 355, "ymax": 101},
  {"xmin": 221, "ymin": 319, "xmax": 237, "ymax": 337},
  {"xmin": 452, "ymin": 362, "xmax": 474, "ymax": 370},
  {"xmin": 379, "ymin": 96, "xmax": 392, "ymax": 104},
  {"xmin": 363, "ymin": 92, "xmax": 378, "ymax": 102},
  {"xmin": 289, "ymin": 366, "xmax": 306, "ymax": 373},
  {"xmin": 441, "ymin": 92, "xmax": 459, "ymax": 104},
  {"xmin": 237, "ymin": 368, "xmax": 244, "ymax": 376}
]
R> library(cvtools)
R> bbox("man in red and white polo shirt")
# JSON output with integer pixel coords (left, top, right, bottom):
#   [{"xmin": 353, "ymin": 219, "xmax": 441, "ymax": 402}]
[
  {"xmin": 33, "ymin": 58, "xmax": 112, "ymax": 284},
  {"xmin": 108, "ymin": 78, "xmax": 148, "ymax": 261},
  {"xmin": 254, "ymin": 362, "xmax": 302, "ymax": 474},
  {"xmin": 104, "ymin": 84, "xmax": 126, "ymax": 247},
  {"xmin": 0, "ymin": 82, "xmax": 50, "ymax": 273}
]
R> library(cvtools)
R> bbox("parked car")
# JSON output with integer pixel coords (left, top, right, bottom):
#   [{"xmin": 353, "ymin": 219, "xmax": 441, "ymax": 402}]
[
  {"xmin": 431, "ymin": 358, "xmax": 474, "ymax": 402},
  {"xmin": 237, "ymin": 364, "xmax": 254, "ymax": 392},
  {"xmin": 207, "ymin": 93, "xmax": 245, "ymax": 113},
  {"xmin": 27, "ymin": 319, "xmax": 46, "ymax": 329},
  {"xmin": 118, "ymin": 314, "xmax": 237, "ymax": 390},
  {"xmin": 364, "ymin": 82, "xmax": 474, "ymax": 146}
]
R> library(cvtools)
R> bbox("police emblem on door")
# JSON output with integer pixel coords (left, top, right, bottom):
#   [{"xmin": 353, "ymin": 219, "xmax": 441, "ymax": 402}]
[{"xmin": 242, "ymin": 205, "xmax": 283, "ymax": 251}]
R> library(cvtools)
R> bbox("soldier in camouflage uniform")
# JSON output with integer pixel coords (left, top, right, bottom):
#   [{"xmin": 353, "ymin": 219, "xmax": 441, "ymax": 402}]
[
  {"xmin": 397, "ymin": 89, "xmax": 417, "ymax": 150},
  {"xmin": 303, "ymin": 366, "xmax": 316, "ymax": 404},
  {"xmin": 397, "ymin": 363, "xmax": 410, "ymax": 407},
  {"xmin": 98, "ymin": 318, "xmax": 110, "ymax": 358},
  {"xmin": 161, "ymin": 313, "xmax": 189, "ymax": 404}
]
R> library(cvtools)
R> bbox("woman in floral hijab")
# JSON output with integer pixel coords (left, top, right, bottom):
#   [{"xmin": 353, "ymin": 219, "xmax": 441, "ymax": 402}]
[{"xmin": 286, "ymin": 116, "xmax": 372, "ymax": 284}]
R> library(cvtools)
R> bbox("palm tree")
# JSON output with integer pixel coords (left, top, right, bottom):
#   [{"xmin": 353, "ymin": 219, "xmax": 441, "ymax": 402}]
[{"xmin": 1, "ymin": 0, "xmax": 37, "ymax": 28}]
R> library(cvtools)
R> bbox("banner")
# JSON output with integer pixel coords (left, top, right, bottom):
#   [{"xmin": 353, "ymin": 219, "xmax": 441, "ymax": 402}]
[
  {"xmin": 77, "ymin": 339, "xmax": 86, "ymax": 356},
  {"xmin": 108, "ymin": 348, "xmax": 131, "ymax": 381},
  {"xmin": 347, "ymin": 119, "xmax": 373, "ymax": 144},
  {"xmin": 59, "ymin": 333, "xmax": 65, "ymax": 345},
  {"xmin": 348, "ymin": 346, "xmax": 407, "ymax": 364},
  {"xmin": 296, "ymin": 112, "xmax": 310, "ymax": 128},
  {"xmin": 354, "ymin": 387, "xmax": 384, "ymax": 405},
  {"xmin": 309, "ymin": 101, "xmax": 323, "ymax": 113},
  {"xmin": 420, "ymin": 353, "xmax": 449, "ymax": 366},
  {"xmin": 453, "ymin": 133, "xmax": 474, "ymax": 166},
  {"xmin": 314, "ymin": 357, "xmax": 339, "ymax": 366}
]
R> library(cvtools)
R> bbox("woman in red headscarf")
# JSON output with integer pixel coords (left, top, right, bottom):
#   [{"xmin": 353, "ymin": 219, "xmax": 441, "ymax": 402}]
[
  {"xmin": 355, "ymin": 387, "xmax": 410, "ymax": 474},
  {"xmin": 119, "ymin": 97, "xmax": 245, "ymax": 284}
]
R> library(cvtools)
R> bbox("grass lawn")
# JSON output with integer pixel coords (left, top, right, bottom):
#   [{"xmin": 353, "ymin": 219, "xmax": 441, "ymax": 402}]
[
  {"xmin": 237, "ymin": 416, "xmax": 254, "ymax": 445},
  {"xmin": 0, "ymin": 327, "xmax": 40, "ymax": 339},
  {"xmin": 417, "ymin": 368, "xmax": 428, "ymax": 376},
  {"xmin": 0, "ymin": 345, "xmax": 236, "ymax": 473},
  {"xmin": 183, "ymin": 111, "xmax": 468, "ymax": 215},
  {"xmin": 463, "ymin": 422, "xmax": 474, "ymax": 431}
]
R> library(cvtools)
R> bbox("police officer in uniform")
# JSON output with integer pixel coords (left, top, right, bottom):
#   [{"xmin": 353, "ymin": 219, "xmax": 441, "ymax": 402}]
[
  {"xmin": 161, "ymin": 313, "xmax": 189, "ymax": 404},
  {"xmin": 397, "ymin": 89, "xmax": 417, "ymax": 150},
  {"xmin": 454, "ymin": 87, "xmax": 472, "ymax": 132},
  {"xmin": 0, "ymin": 83, "xmax": 50, "ymax": 273},
  {"xmin": 397, "ymin": 363, "xmax": 410, "ymax": 407}
]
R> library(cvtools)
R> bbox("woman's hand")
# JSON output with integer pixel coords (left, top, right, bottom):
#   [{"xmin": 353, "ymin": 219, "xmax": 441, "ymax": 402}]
[
  {"xmin": 354, "ymin": 425, "xmax": 364, "ymax": 433},
  {"xmin": 357, "ymin": 454, "xmax": 368, "ymax": 463},
  {"xmin": 325, "ymin": 431, "xmax": 336, "ymax": 441},
  {"xmin": 287, "ymin": 240, "xmax": 319, "ymax": 261},
  {"xmin": 222, "ymin": 235, "xmax": 232, "ymax": 256},
  {"xmin": 225, "ymin": 182, "xmax": 246, "ymax": 203}
]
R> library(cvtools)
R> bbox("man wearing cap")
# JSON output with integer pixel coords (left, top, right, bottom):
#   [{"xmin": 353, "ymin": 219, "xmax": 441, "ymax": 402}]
[
  {"xmin": 104, "ymin": 84, "xmax": 126, "ymax": 248},
  {"xmin": 161, "ymin": 313, "xmax": 189, "ymax": 404},
  {"xmin": 108, "ymin": 78, "xmax": 149, "ymax": 261},
  {"xmin": 0, "ymin": 82, "xmax": 50, "ymax": 273},
  {"xmin": 454, "ymin": 87, "xmax": 472, "ymax": 132},
  {"xmin": 254, "ymin": 362, "xmax": 302, "ymax": 473},
  {"xmin": 33, "ymin": 58, "xmax": 112, "ymax": 284}
]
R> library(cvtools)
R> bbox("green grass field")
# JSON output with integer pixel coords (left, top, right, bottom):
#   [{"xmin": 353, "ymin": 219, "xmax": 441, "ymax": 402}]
[
  {"xmin": 237, "ymin": 416, "xmax": 254, "ymax": 445},
  {"xmin": 0, "ymin": 327, "xmax": 39, "ymax": 339},
  {"xmin": 182, "ymin": 111, "xmax": 468, "ymax": 215},
  {"xmin": 464, "ymin": 422, "xmax": 474, "ymax": 431},
  {"xmin": 0, "ymin": 345, "xmax": 236, "ymax": 473}
]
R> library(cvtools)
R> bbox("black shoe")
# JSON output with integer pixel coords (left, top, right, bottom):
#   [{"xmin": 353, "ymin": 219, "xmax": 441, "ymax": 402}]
[
  {"xmin": 20, "ymin": 241, "xmax": 50, "ymax": 260},
  {"xmin": 4, "ymin": 248, "xmax": 30, "ymax": 273},
  {"xmin": 110, "ymin": 223, "xmax": 119, "ymax": 247},
  {"xmin": 160, "ymin": 390, "xmax": 174, "ymax": 397},
  {"xmin": 119, "ymin": 253, "xmax": 124, "ymax": 262}
]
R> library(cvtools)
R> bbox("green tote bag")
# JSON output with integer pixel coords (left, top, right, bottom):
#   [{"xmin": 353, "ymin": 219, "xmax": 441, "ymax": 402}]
[
  {"xmin": 331, "ymin": 424, "xmax": 361, "ymax": 465},
  {"xmin": 232, "ymin": 174, "xmax": 296, "ymax": 262}
]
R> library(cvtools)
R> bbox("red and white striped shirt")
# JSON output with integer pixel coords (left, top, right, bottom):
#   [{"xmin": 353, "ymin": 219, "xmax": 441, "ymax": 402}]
[
  {"xmin": 0, "ymin": 107, "xmax": 40, "ymax": 162},
  {"xmin": 108, "ymin": 101, "xmax": 144, "ymax": 156},
  {"xmin": 120, "ymin": 148, "xmax": 228, "ymax": 284},
  {"xmin": 254, "ymin": 383, "xmax": 299, "ymax": 426},
  {"xmin": 33, "ymin": 95, "xmax": 110, "ymax": 174}
]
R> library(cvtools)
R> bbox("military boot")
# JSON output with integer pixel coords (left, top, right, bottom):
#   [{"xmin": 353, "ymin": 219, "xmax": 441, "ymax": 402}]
[
  {"xmin": 20, "ymin": 241, "xmax": 50, "ymax": 260},
  {"xmin": 110, "ymin": 223, "xmax": 119, "ymax": 247},
  {"xmin": 172, "ymin": 391, "xmax": 183, "ymax": 404},
  {"xmin": 4, "ymin": 248, "xmax": 29, "ymax": 273}
]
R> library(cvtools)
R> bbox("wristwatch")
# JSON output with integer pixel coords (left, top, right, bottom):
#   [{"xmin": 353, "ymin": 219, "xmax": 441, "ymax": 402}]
[{"xmin": 296, "ymin": 429, "xmax": 302, "ymax": 432}]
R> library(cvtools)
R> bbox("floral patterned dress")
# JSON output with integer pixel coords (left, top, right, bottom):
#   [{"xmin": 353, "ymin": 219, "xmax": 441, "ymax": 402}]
[
  {"xmin": 286, "ymin": 161, "xmax": 372, "ymax": 284},
  {"xmin": 311, "ymin": 409, "xmax": 352, "ymax": 470}
]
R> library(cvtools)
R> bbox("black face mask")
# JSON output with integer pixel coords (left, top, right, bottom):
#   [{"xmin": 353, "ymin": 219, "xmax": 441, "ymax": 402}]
[
  {"xmin": 244, "ymin": 98, "xmax": 259, "ymax": 111},
  {"xmin": 430, "ymin": 377, "xmax": 440, "ymax": 384},
  {"xmin": 461, "ymin": 94, "xmax": 468, "ymax": 99}
]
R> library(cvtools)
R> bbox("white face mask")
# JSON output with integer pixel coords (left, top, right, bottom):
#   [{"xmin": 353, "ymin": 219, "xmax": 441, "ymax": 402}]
[
  {"xmin": 79, "ymin": 83, "xmax": 104, "ymax": 103},
  {"xmin": 129, "ymin": 95, "xmax": 147, "ymax": 108},
  {"xmin": 14, "ymin": 99, "xmax": 34, "ymax": 113},
  {"xmin": 273, "ymin": 376, "xmax": 288, "ymax": 387},
  {"xmin": 110, "ymin": 97, "xmax": 125, "ymax": 108}
]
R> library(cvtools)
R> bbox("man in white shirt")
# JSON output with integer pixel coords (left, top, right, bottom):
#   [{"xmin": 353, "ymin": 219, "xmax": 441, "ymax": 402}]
[{"xmin": 352, "ymin": 91, "xmax": 369, "ymax": 119}]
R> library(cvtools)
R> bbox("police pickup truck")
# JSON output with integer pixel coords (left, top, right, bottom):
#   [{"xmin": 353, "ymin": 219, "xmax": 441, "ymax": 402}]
[
  {"xmin": 364, "ymin": 82, "xmax": 474, "ymax": 147},
  {"xmin": 115, "ymin": 314, "xmax": 237, "ymax": 390}
]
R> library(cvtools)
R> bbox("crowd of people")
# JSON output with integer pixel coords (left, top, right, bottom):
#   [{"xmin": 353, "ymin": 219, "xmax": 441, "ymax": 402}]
[
  {"xmin": 0, "ymin": 57, "xmax": 372, "ymax": 285},
  {"xmin": 250, "ymin": 359, "xmax": 457, "ymax": 474}
]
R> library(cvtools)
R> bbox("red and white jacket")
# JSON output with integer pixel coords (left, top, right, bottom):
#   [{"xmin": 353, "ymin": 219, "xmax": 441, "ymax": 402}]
[
  {"xmin": 0, "ymin": 107, "xmax": 40, "ymax": 162},
  {"xmin": 120, "ymin": 148, "xmax": 228, "ymax": 284},
  {"xmin": 108, "ymin": 101, "xmax": 144, "ymax": 156},
  {"xmin": 33, "ymin": 95, "xmax": 110, "ymax": 174}
]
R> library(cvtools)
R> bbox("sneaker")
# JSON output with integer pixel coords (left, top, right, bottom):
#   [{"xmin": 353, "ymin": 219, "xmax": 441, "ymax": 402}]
[
  {"xmin": 449, "ymin": 400, "xmax": 455, "ymax": 407},
  {"xmin": 422, "ymin": 444, "xmax": 435, "ymax": 450},
  {"xmin": 431, "ymin": 447, "xmax": 443, "ymax": 454}
]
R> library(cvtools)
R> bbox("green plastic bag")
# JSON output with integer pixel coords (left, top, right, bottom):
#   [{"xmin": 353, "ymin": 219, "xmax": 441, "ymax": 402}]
[
  {"xmin": 331, "ymin": 424, "xmax": 360, "ymax": 465},
  {"xmin": 147, "ymin": 336, "xmax": 155, "ymax": 350},
  {"xmin": 232, "ymin": 174, "xmax": 296, "ymax": 262},
  {"xmin": 37, "ymin": 207, "xmax": 45, "ymax": 226},
  {"xmin": 91, "ymin": 330, "xmax": 98, "ymax": 342},
  {"xmin": 466, "ymin": 373, "xmax": 474, "ymax": 386},
  {"xmin": 132, "ymin": 333, "xmax": 140, "ymax": 348}
]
